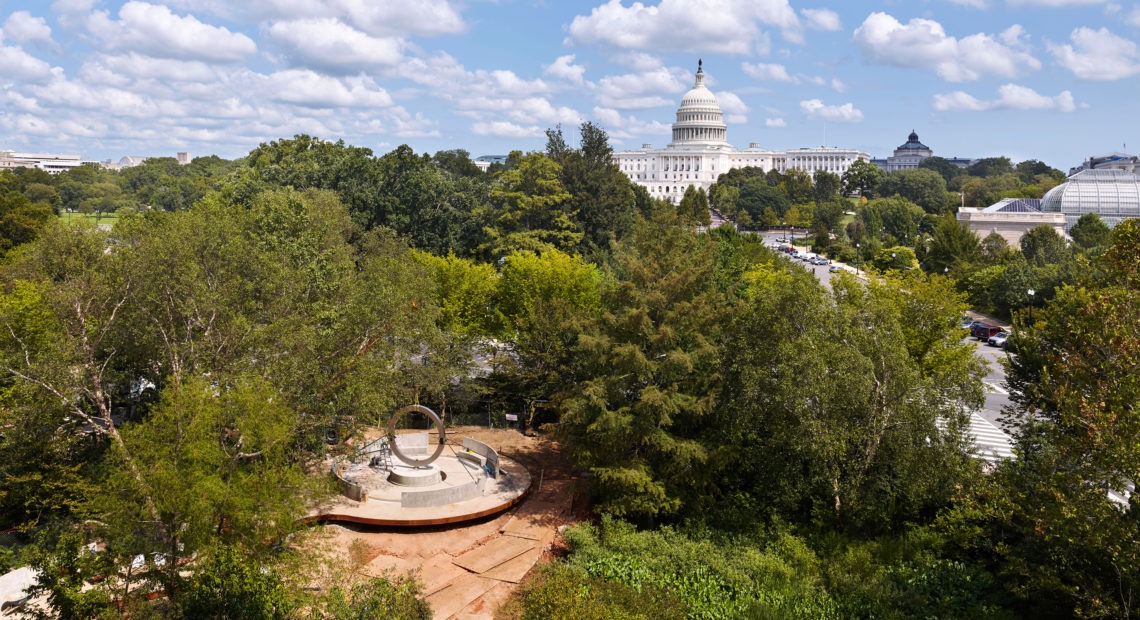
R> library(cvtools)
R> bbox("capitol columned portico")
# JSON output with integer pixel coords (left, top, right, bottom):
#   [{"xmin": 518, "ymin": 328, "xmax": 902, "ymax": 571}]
[{"xmin": 614, "ymin": 61, "xmax": 869, "ymax": 204}]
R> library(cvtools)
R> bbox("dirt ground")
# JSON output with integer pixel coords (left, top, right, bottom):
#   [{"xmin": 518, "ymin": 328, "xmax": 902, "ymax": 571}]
[{"xmin": 304, "ymin": 426, "xmax": 583, "ymax": 620}]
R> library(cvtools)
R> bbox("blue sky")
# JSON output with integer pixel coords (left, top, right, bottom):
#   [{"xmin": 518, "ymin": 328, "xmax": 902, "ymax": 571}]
[{"xmin": 0, "ymin": 0, "xmax": 1137, "ymax": 170}]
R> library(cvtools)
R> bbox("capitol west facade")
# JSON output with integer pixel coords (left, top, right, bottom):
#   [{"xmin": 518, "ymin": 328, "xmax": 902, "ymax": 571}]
[{"xmin": 613, "ymin": 62, "xmax": 870, "ymax": 204}]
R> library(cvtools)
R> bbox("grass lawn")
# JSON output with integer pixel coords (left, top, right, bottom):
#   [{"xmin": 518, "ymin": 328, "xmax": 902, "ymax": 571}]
[{"xmin": 59, "ymin": 211, "xmax": 120, "ymax": 226}]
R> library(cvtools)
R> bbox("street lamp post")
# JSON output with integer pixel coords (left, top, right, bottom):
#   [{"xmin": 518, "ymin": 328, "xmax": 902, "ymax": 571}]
[
  {"xmin": 1027, "ymin": 288, "xmax": 1035, "ymax": 323},
  {"xmin": 855, "ymin": 242, "xmax": 861, "ymax": 275}
]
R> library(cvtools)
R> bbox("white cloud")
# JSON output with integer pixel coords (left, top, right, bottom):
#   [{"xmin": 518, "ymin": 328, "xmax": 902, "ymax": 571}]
[
  {"xmin": 596, "ymin": 66, "xmax": 689, "ymax": 109},
  {"xmin": 933, "ymin": 83, "xmax": 1077, "ymax": 111},
  {"xmin": 262, "ymin": 70, "xmax": 394, "ymax": 108},
  {"xmin": 1008, "ymin": 0, "xmax": 1105, "ymax": 5},
  {"xmin": 742, "ymin": 62, "xmax": 794, "ymax": 82},
  {"xmin": 613, "ymin": 52, "xmax": 666, "ymax": 71},
  {"xmin": 460, "ymin": 96, "xmax": 582, "ymax": 126},
  {"xmin": 51, "ymin": 0, "xmax": 97, "ymax": 29},
  {"xmin": 853, "ymin": 12, "xmax": 1040, "ymax": 81},
  {"xmin": 0, "ymin": 45, "xmax": 55, "ymax": 81},
  {"xmin": 717, "ymin": 91, "xmax": 749, "ymax": 124},
  {"xmin": 266, "ymin": 18, "xmax": 404, "ymax": 73},
  {"xmin": 765, "ymin": 117, "xmax": 786, "ymax": 127},
  {"xmin": 545, "ymin": 55, "xmax": 587, "ymax": 85},
  {"xmin": 948, "ymin": 0, "xmax": 990, "ymax": 7},
  {"xmin": 335, "ymin": 0, "xmax": 466, "ymax": 37},
  {"xmin": 86, "ymin": 2, "xmax": 256, "ymax": 63},
  {"xmin": 1049, "ymin": 26, "xmax": 1140, "ymax": 79},
  {"xmin": 1127, "ymin": 5, "xmax": 1140, "ymax": 26},
  {"xmin": 590, "ymin": 106, "xmax": 671, "ymax": 142},
  {"xmin": 471, "ymin": 121, "xmax": 544, "ymax": 138},
  {"xmin": 3, "ymin": 11, "xmax": 54, "ymax": 44},
  {"xmin": 801, "ymin": 8, "xmax": 841, "ymax": 31},
  {"xmin": 831, "ymin": 78, "xmax": 847, "ymax": 92},
  {"xmin": 566, "ymin": 0, "xmax": 802, "ymax": 55},
  {"xmin": 80, "ymin": 53, "xmax": 219, "ymax": 84},
  {"xmin": 799, "ymin": 99, "xmax": 863, "ymax": 122}
]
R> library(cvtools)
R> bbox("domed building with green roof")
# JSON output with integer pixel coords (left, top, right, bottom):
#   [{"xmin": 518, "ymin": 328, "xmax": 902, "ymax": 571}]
[{"xmin": 870, "ymin": 130, "xmax": 972, "ymax": 172}]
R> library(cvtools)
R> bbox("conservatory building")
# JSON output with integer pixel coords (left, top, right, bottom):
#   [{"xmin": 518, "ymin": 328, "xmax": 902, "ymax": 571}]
[{"xmin": 1040, "ymin": 169, "xmax": 1140, "ymax": 230}]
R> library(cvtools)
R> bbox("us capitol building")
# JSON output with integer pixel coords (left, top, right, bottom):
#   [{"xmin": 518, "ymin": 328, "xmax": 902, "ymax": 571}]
[{"xmin": 613, "ymin": 61, "xmax": 870, "ymax": 204}]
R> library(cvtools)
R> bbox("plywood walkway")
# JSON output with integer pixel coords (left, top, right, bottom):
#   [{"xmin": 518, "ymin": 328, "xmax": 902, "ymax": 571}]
[{"xmin": 350, "ymin": 479, "xmax": 574, "ymax": 620}]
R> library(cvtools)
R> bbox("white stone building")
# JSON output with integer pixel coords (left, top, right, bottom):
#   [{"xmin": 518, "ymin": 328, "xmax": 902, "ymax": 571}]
[
  {"xmin": 613, "ymin": 61, "xmax": 869, "ymax": 204},
  {"xmin": 957, "ymin": 199, "xmax": 1067, "ymax": 246},
  {"xmin": 0, "ymin": 150, "xmax": 85, "ymax": 174}
]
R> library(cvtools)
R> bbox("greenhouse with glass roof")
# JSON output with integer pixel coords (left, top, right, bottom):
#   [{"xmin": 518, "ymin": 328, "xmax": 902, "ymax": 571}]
[{"xmin": 1040, "ymin": 169, "xmax": 1140, "ymax": 230}]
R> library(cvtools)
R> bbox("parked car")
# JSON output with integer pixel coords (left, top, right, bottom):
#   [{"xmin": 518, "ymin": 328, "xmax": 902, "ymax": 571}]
[
  {"xmin": 829, "ymin": 265, "xmax": 841, "ymax": 273},
  {"xmin": 988, "ymin": 330, "xmax": 1010, "ymax": 347},
  {"xmin": 812, "ymin": 257, "xmax": 829, "ymax": 265},
  {"xmin": 974, "ymin": 324, "xmax": 1002, "ymax": 341},
  {"xmin": 970, "ymin": 322, "xmax": 993, "ymax": 339},
  {"xmin": 959, "ymin": 316, "xmax": 975, "ymax": 330}
]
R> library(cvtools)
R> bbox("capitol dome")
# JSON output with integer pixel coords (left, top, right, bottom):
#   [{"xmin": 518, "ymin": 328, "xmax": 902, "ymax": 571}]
[{"xmin": 671, "ymin": 59, "xmax": 728, "ymax": 147}]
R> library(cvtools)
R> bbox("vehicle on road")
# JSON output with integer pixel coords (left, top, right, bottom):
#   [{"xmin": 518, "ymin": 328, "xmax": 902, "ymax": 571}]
[
  {"xmin": 974, "ymin": 324, "xmax": 1002, "ymax": 341},
  {"xmin": 828, "ymin": 265, "xmax": 841, "ymax": 273},
  {"xmin": 811, "ymin": 257, "xmax": 829, "ymax": 265},
  {"xmin": 988, "ymin": 331, "xmax": 1010, "ymax": 348},
  {"xmin": 960, "ymin": 316, "xmax": 975, "ymax": 330}
]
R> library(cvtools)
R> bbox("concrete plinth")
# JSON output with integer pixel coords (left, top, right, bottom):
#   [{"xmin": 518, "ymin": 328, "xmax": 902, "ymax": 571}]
[{"xmin": 387, "ymin": 465, "xmax": 444, "ymax": 487}]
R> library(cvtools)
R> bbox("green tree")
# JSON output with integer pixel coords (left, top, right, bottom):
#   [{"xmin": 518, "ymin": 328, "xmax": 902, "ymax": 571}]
[
  {"xmin": 924, "ymin": 216, "xmax": 981, "ymax": 274},
  {"xmin": 484, "ymin": 151, "xmax": 580, "ymax": 256},
  {"xmin": 546, "ymin": 122, "xmax": 636, "ymax": 254},
  {"xmin": 431, "ymin": 148, "xmax": 482, "ymax": 178},
  {"xmin": 877, "ymin": 168, "xmax": 948, "ymax": 215},
  {"xmin": 1018, "ymin": 224, "xmax": 1069, "ymax": 266},
  {"xmin": 967, "ymin": 157, "xmax": 1014, "ymax": 178},
  {"xmin": 716, "ymin": 270, "xmax": 983, "ymax": 532},
  {"xmin": 176, "ymin": 545, "xmax": 290, "ymax": 620},
  {"xmin": 411, "ymin": 250, "xmax": 499, "ymax": 337},
  {"xmin": 812, "ymin": 170, "xmax": 841, "ymax": 204},
  {"xmin": 1068, "ymin": 212, "xmax": 1110, "ymax": 253},
  {"xmin": 557, "ymin": 209, "xmax": 731, "ymax": 519},
  {"xmin": 677, "ymin": 185, "xmax": 711, "ymax": 225},
  {"xmin": 918, "ymin": 156, "xmax": 966, "ymax": 185},
  {"xmin": 780, "ymin": 168, "xmax": 814, "ymax": 204},
  {"xmin": 944, "ymin": 221, "xmax": 1140, "ymax": 617},
  {"xmin": 860, "ymin": 196, "xmax": 925, "ymax": 245},
  {"xmin": 871, "ymin": 246, "xmax": 918, "ymax": 272},
  {"xmin": 841, "ymin": 159, "xmax": 884, "ymax": 197}
]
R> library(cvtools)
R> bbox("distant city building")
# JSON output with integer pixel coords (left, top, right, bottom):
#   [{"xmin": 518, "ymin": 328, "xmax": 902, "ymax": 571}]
[
  {"xmin": 613, "ymin": 60, "xmax": 870, "ymax": 204},
  {"xmin": 0, "ymin": 150, "xmax": 87, "ymax": 174},
  {"xmin": 473, "ymin": 154, "xmax": 508, "ymax": 172},
  {"xmin": 116, "ymin": 156, "xmax": 148, "ymax": 169},
  {"xmin": 1068, "ymin": 152, "xmax": 1138, "ymax": 176},
  {"xmin": 870, "ymin": 130, "xmax": 972, "ymax": 172},
  {"xmin": 957, "ymin": 198, "xmax": 1066, "ymax": 246},
  {"xmin": 176, "ymin": 152, "xmax": 192, "ymax": 165},
  {"xmin": 1040, "ymin": 168, "xmax": 1140, "ymax": 230}
]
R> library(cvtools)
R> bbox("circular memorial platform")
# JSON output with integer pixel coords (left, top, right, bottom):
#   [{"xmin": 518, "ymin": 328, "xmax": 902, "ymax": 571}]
[{"xmin": 305, "ymin": 426, "xmax": 532, "ymax": 527}]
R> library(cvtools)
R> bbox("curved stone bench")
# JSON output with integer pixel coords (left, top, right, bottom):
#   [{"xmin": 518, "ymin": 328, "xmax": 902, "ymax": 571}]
[{"xmin": 400, "ymin": 477, "xmax": 486, "ymax": 508}]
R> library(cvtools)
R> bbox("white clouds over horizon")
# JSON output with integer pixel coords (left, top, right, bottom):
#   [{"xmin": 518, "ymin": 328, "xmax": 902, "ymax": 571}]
[
  {"xmin": 801, "ymin": 8, "xmax": 841, "ymax": 31},
  {"xmin": 934, "ymin": 83, "xmax": 1077, "ymax": 112},
  {"xmin": 854, "ymin": 12, "xmax": 1041, "ymax": 81},
  {"xmin": 800, "ymin": 99, "xmax": 863, "ymax": 123},
  {"xmin": 1048, "ymin": 26, "xmax": 1140, "ymax": 79},
  {"xmin": 265, "ymin": 18, "xmax": 404, "ymax": 73},
  {"xmin": 566, "ymin": 0, "xmax": 802, "ymax": 55},
  {"xmin": 86, "ymin": 2, "xmax": 257, "ymax": 62}
]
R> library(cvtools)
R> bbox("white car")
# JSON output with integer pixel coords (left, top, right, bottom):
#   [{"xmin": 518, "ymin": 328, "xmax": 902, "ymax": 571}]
[{"xmin": 988, "ymin": 330, "xmax": 1010, "ymax": 348}]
